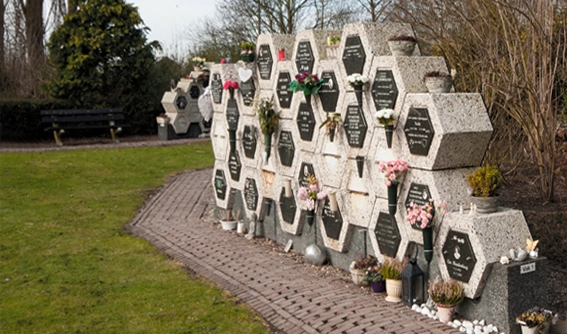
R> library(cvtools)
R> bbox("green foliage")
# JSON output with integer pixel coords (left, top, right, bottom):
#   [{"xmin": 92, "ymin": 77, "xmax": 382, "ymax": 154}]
[
  {"xmin": 428, "ymin": 278, "xmax": 464, "ymax": 306},
  {"xmin": 0, "ymin": 143, "xmax": 269, "ymax": 333},
  {"xmin": 363, "ymin": 265, "xmax": 384, "ymax": 282},
  {"xmin": 466, "ymin": 164, "xmax": 503, "ymax": 197},
  {"xmin": 45, "ymin": 0, "xmax": 162, "ymax": 135},
  {"xmin": 381, "ymin": 257, "xmax": 404, "ymax": 280},
  {"xmin": 254, "ymin": 97, "xmax": 280, "ymax": 135},
  {"xmin": 319, "ymin": 112, "xmax": 342, "ymax": 133}
]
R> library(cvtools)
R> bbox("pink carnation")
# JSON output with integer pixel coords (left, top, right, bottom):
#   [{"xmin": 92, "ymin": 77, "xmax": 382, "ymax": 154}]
[{"xmin": 297, "ymin": 187, "xmax": 308, "ymax": 201}]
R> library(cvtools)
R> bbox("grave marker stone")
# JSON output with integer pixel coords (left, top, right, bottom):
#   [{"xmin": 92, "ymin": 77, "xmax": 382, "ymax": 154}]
[
  {"xmin": 296, "ymin": 102, "xmax": 316, "ymax": 142},
  {"xmin": 298, "ymin": 162, "xmax": 315, "ymax": 187},
  {"xmin": 277, "ymin": 130, "xmax": 295, "ymax": 167},
  {"xmin": 242, "ymin": 125, "xmax": 257, "ymax": 159},
  {"xmin": 214, "ymin": 169, "xmax": 227, "ymax": 200},
  {"xmin": 295, "ymin": 41, "xmax": 314, "ymax": 73},
  {"xmin": 342, "ymin": 36, "xmax": 365, "ymax": 75},
  {"xmin": 244, "ymin": 178, "xmax": 259, "ymax": 211},
  {"xmin": 276, "ymin": 72, "xmax": 292, "ymax": 109},
  {"xmin": 375, "ymin": 211, "xmax": 401, "ymax": 258},
  {"xmin": 228, "ymin": 150, "xmax": 242, "ymax": 181},
  {"xmin": 344, "ymin": 104, "xmax": 367, "ymax": 148},
  {"xmin": 442, "ymin": 230, "xmax": 477, "ymax": 283},
  {"xmin": 371, "ymin": 70, "xmax": 398, "ymax": 110},
  {"xmin": 226, "ymin": 99, "xmax": 240, "ymax": 130},
  {"xmin": 322, "ymin": 199, "xmax": 343, "ymax": 240},
  {"xmin": 279, "ymin": 188, "xmax": 297, "ymax": 224},
  {"xmin": 211, "ymin": 73, "xmax": 223, "ymax": 104},
  {"xmin": 257, "ymin": 44, "xmax": 273, "ymax": 80},
  {"xmin": 319, "ymin": 71, "xmax": 340, "ymax": 112},
  {"xmin": 240, "ymin": 79, "xmax": 256, "ymax": 106},
  {"xmin": 403, "ymin": 107, "xmax": 434, "ymax": 156}
]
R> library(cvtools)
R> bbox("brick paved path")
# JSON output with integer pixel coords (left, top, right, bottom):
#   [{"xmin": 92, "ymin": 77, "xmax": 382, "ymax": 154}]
[{"xmin": 127, "ymin": 169, "xmax": 460, "ymax": 334}]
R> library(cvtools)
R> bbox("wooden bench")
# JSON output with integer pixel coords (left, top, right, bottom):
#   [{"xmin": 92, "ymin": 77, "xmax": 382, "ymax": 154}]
[{"xmin": 41, "ymin": 108, "xmax": 130, "ymax": 146}]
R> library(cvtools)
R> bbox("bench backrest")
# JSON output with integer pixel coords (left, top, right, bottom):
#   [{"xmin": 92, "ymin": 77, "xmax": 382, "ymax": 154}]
[{"xmin": 41, "ymin": 109, "xmax": 124, "ymax": 124}]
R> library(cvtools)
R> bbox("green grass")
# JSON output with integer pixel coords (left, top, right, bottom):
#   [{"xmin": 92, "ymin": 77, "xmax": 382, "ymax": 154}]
[{"xmin": 0, "ymin": 142, "xmax": 270, "ymax": 334}]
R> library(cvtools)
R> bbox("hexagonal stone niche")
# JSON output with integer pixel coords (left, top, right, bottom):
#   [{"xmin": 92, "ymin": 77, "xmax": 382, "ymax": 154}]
[
  {"xmin": 320, "ymin": 198, "xmax": 353, "ymax": 252},
  {"xmin": 214, "ymin": 168, "xmax": 228, "ymax": 201},
  {"xmin": 189, "ymin": 84, "xmax": 201, "ymax": 100},
  {"xmin": 274, "ymin": 174, "xmax": 303, "ymax": 235},
  {"xmin": 171, "ymin": 112, "xmax": 190, "ymax": 134},
  {"xmin": 295, "ymin": 41, "xmax": 315, "ymax": 73},
  {"xmin": 256, "ymin": 34, "xmax": 295, "ymax": 90},
  {"xmin": 257, "ymin": 44, "xmax": 273, "ymax": 80},
  {"xmin": 176, "ymin": 95, "xmax": 188, "ymax": 110},
  {"xmin": 228, "ymin": 150, "xmax": 242, "ymax": 182},
  {"xmin": 240, "ymin": 79, "xmax": 255, "ymax": 107},
  {"xmin": 296, "ymin": 102, "xmax": 316, "ymax": 142},
  {"xmin": 277, "ymin": 130, "xmax": 295, "ymax": 167},
  {"xmin": 278, "ymin": 187, "xmax": 297, "ymax": 225},
  {"xmin": 403, "ymin": 107, "xmax": 435, "ymax": 156},
  {"xmin": 297, "ymin": 162, "xmax": 316, "ymax": 188},
  {"xmin": 319, "ymin": 71, "xmax": 340, "ymax": 112},
  {"xmin": 373, "ymin": 211, "xmax": 401, "ymax": 258},
  {"xmin": 344, "ymin": 104, "xmax": 368, "ymax": 148},
  {"xmin": 226, "ymin": 99, "xmax": 240, "ymax": 131},
  {"xmin": 161, "ymin": 91, "xmax": 189, "ymax": 114},
  {"xmin": 242, "ymin": 125, "xmax": 258, "ymax": 160},
  {"xmin": 342, "ymin": 35, "xmax": 366, "ymax": 76},
  {"xmin": 212, "ymin": 160, "xmax": 231, "ymax": 209},
  {"xmin": 244, "ymin": 177, "xmax": 259, "ymax": 211},
  {"xmin": 371, "ymin": 70, "xmax": 398, "ymax": 110},
  {"xmin": 276, "ymin": 72, "xmax": 293, "ymax": 109},
  {"xmin": 211, "ymin": 73, "xmax": 223, "ymax": 104},
  {"xmin": 435, "ymin": 210, "xmax": 532, "ymax": 298}
]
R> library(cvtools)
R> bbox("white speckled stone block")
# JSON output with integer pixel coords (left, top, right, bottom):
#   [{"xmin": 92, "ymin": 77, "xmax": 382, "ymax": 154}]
[
  {"xmin": 256, "ymin": 34, "xmax": 296, "ymax": 90},
  {"xmin": 272, "ymin": 61, "xmax": 297, "ymax": 119},
  {"xmin": 236, "ymin": 115, "xmax": 261, "ymax": 169},
  {"xmin": 275, "ymin": 173, "xmax": 304, "ymax": 236},
  {"xmin": 313, "ymin": 59, "xmax": 347, "ymax": 114},
  {"xmin": 211, "ymin": 111, "xmax": 228, "ymax": 162},
  {"xmin": 212, "ymin": 160, "xmax": 231, "ymax": 209},
  {"xmin": 319, "ymin": 192, "xmax": 354, "ymax": 253},
  {"xmin": 337, "ymin": 91, "xmax": 376, "ymax": 158},
  {"xmin": 209, "ymin": 63, "xmax": 238, "ymax": 113}
]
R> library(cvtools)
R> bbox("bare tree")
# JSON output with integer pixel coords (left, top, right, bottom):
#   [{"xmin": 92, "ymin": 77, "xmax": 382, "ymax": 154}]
[
  {"xmin": 357, "ymin": 0, "xmax": 394, "ymax": 22},
  {"xmin": 21, "ymin": 0, "xmax": 44, "ymax": 67}
]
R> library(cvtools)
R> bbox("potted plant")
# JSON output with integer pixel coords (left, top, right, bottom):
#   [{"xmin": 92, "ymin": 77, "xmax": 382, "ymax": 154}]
[
  {"xmin": 326, "ymin": 36, "xmax": 340, "ymax": 59},
  {"xmin": 423, "ymin": 70, "xmax": 453, "ymax": 93},
  {"xmin": 254, "ymin": 97, "xmax": 280, "ymax": 164},
  {"xmin": 406, "ymin": 199, "xmax": 447, "ymax": 263},
  {"xmin": 466, "ymin": 164, "xmax": 503, "ymax": 213},
  {"xmin": 364, "ymin": 263, "xmax": 385, "ymax": 293},
  {"xmin": 155, "ymin": 113, "xmax": 170, "ymax": 127},
  {"xmin": 381, "ymin": 257, "xmax": 405, "ymax": 302},
  {"xmin": 375, "ymin": 108, "xmax": 396, "ymax": 148},
  {"xmin": 349, "ymin": 254, "xmax": 377, "ymax": 286},
  {"xmin": 240, "ymin": 41, "xmax": 255, "ymax": 62},
  {"xmin": 288, "ymin": 71, "xmax": 324, "ymax": 102},
  {"xmin": 378, "ymin": 159, "xmax": 409, "ymax": 215},
  {"xmin": 387, "ymin": 35, "xmax": 417, "ymax": 56},
  {"xmin": 347, "ymin": 73, "xmax": 369, "ymax": 107},
  {"xmin": 219, "ymin": 209, "xmax": 240, "ymax": 231},
  {"xmin": 516, "ymin": 307, "xmax": 554, "ymax": 334},
  {"xmin": 428, "ymin": 278, "xmax": 465, "ymax": 323},
  {"xmin": 319, "ymin": 112, "xmax": 342, "ymax": 142},
  {"xmin": 192, "ymin": 56, "xmax": 206, "ymax": 72},
  {"xmin": 297, "ymin": 173, "xmax": 327, "ymax": 226}
]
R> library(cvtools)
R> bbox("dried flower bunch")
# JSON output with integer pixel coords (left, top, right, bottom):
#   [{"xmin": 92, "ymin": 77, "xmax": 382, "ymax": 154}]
[
  {"xmin": 347, "ymin": 73, "xmax": 369, "ymax": 88},
  {"xmin": 378, "ymin": 159, "xmax": 409, "ymax": 186},
  {"xmin": 192, "ymin": 56, "xmax": 206, "ymax": 67},
  {"xmin": 428, "ymin": 278, "xmax": 465, "ymax": 306},
  {"xmin": 466, "ymin": 164, "xmax": 503, "ymax": 197},
  {"xmin": 241, "ymin": 41, "xmax": 255, "ymax": 51},
  {"xmin": 516, "ymin": 307, "xmax": 554, "ymax": 332},
  {"xmin": 352, "ymin": 254, "xmax": 378, "ymax": 270},
  {"xmin": 381, "ymin": 257, "xmax": 405, "ymax": 280},
  {"xmin": 319, "ymin": 112, "xmax": 342, "ymax": 134},
  {"xmin": 289, "ymin": 72, "xmax": 324, "ymax": 96},
  {"xmin": 424, "ymin": 70, "xmax": 452, "ymax": 79},
  {"xmin": 388, "ymin": 35, "xmax": 417, "ymax": 42},
  {"xmin": 327, "ymin": 36, "xmax": 340, "ymax": 46},
  {"xmin": 406, "ymin": 199, "xmax": 447, "ymax": 229},
  {"xmin": 254, "ymin": 97, "xmax": 280, "ymax": 135},
  {"xmin": 297, "ymin": 174, "xmax": 327, "ymax": 211},
  {"xmin": 375, "ymin": 108, "xmax": 395, "ymax": 126}
]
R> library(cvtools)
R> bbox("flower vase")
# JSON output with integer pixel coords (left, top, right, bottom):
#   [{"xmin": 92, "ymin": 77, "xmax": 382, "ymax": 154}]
[
  {"xmin": 422, "ymin": 226, "xmax": 433, "ymax": 263},
  {"xmin": 388, "ymin": 40, "xmax": 416, "ymax": 56},
  {"xmin": 356, "ymin": 156, "xmax": 364, "ymax": 178},
  {"xmin": 248, "ymin": 52, "xmax": 255, "ymax": 62},
  {"xmin": 437, "ymin": 304, "xmax": 456, "ymax": 323},
  {"xmin": 304, "ymin": 93, "xmax": 311, "ymax": 104},
  {"xmin": 387, "ymin": 182, "xmax": 398, "ymax": 216},
  {"xmin": 385, "ymin": 125, "xmax": 394, "ymax": 148},
  {"xmin": 228, "ymin": 129, "xmax": 236, "ymax": 153},
  {"xmin": 519, "ymin": 325, "xmax": 538, "ymax": 334},
  {"xmin": 349, "ymin": 262, "xmax": 366, "ymax": 286},
  {"xmin": 306, "ymin": 209, "xmax": 315, "ymax": 226},
  {"xmin": 354, "ymin": 86, "xmax": 363, "ymax": 107},
  {"xmin": 425, "ymin": 77, "xmax": 453, "ymax": 93},
  {"xmin": 329, "ymin": 127, "xmax": 336, "ymax": 142},
  {"xmin": 370, "ymin": 280, "xmax": 386, "ymax": 293},
  {"xmin": 264, "ymin": 133, "xmax": 272, "ymax": 163},
  {"xmin": 229, "ymin": 87, "xmax": 235, "ymax": 100},
  {"xmin": 241, "ymin": 53, "xmax": 249, "ymax": 62},
  {"xmin": 385, "ymin": 279, "xmax": 402, "ymax": 302}
]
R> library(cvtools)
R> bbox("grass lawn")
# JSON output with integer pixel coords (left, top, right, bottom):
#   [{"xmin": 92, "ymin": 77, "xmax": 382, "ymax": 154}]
[{"xmin": 0, "ymin": 142, "xmax": 270, "ymax": 334}]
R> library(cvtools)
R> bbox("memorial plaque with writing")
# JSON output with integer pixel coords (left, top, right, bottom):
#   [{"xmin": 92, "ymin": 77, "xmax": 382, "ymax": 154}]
[
  {"xmin": 322, "ymin": 199, "xmax": 343, "ymax": 240},
  {"xmin": 176, "ymin": 95, "xmax": 188, "ymax": 110},
  {"xmin": 257, "ymin": 44, "xmax": 273, "ymax": 80},
  {"xmin": 214, "ymin": 169, "xmax": 227, "ymax": 200},
  {"xmin": 244, "ymin": 178, "xmax": 259, "ymax": 211},
  {"xmin": 298, "ymin": 162, "xmax": 315, "ymax": 188},
  {"xmin": 276, "ymin": 72, "xmax": 292, "ymax": 109},
  {"xmin": 442, "ymin": 230, "xmax": 477, "ymax": 283},
  {"xmin": 319, "ymin": 71, "xmax": 340, "ymax": 112},
  {"xmin": 189, "ymin": 84, "xmax": 201, "ymax": 100},
  {"xmin": 296, "ymin": 102, "xmax": 316, "ymax": 142},
  {"xmin": 404, "ymin": 108, "xmax": 434, "ymax": 156},
  {"xmin": 344, "ymin": 104, "xmax": 367, "ymax": 148},
  {"xmin": 228, "ymin": 150, "xmax": 242, "ymax": 182},
  {"xmin": 295, "ymin": 41, "xmax": 314, "ymax": 73},
  {"xmin": 242, "ymin": 125, "xmax": 257, "ymax": 159},
  {"xmin": 277, "ymin": 130, "xmax": 295, "ymax": 167},
  {"xmin": 279, "ymin": 188, "xmax": 297, "ymax": 224},
  {"xmin": 371, "ymin": 70, "xmax": 398, "ymax": 110},
  {"xmin": 375, "ymin": 212, "xmax": 401, "ymax": 258},
  {"xmin": 404, "ymin": 183, "xmax": 433, "ymax": 230},
  {"xmin": 211, "ymin": 73, "xmax": 223, "ymax": 104},
  {"xmin": 226, "ymin": 99, "xmax": 240, "ymax": 130},
  {"xmin": 342, "ymin": 36, "xmax": 366, "ymax": 75},
  {"xmin": 240, "ymin": 79, "xmax": 256, "ymax": 106}
]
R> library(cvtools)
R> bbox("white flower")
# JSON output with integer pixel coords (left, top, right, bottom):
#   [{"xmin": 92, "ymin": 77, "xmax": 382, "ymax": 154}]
[{"xmin": 375, "ymin": 110, "xmax": 385, "ymax": 118}]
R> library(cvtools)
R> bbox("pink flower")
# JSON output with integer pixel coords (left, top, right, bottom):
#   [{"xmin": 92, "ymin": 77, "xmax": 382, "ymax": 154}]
[
  {"xmin": 307, "ymin": 199, "xmax": 315, "ymax": 211},
  {"xmin": 317, "ymin": 192, "xmax": 327, "ymax": 200},
  {"xmin": 309, "ymin": 183, "xmax": 318, "ymax": 192},
  {"xmin": 298, "ymin": 187, "xmax": 308, "ymax": 201}
]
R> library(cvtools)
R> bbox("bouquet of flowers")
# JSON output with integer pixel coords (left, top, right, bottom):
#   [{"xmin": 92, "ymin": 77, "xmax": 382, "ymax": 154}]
[
  {"xmin": 192, "ymin": 56, "xmax": 206, "ymax": 68},
  {"xmin": 375, "ymin": 108, "xmax": 395, "ymax": 126},
  {"xmin": 289, "ymin": 72, "xmax": 324, "ymax": 96},
  {"xmin": 297, "ymin": 174, "xmax": 327, "ymax": 211},
  {"xmin": 254, "ymin": 97, "xmax": 280, "ymax": 135},
  {"xmin": 406, "ymin": 199, "xmax": 447, "ymax": 229},
  {"xmin": 347, "ymin": 73, "xmax": 369, "ymax": 88},
  {"xmin": 223, "ymin": 80, "xmax": 239, "ymax": 90},
  {"xmin": 363, "ymin": 264, "xmax": 384, "ymax": 282},
  {"xmin": 378, "ymin": 159, "xmax": 409, "ymax": 186}
]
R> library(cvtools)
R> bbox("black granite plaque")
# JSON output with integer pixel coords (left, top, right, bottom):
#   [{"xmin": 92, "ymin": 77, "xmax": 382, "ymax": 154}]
[
  {"xmin": 322, "ymin": 199, "xmax": 343, "ymax": 240},
  {"xmin": 405, "ymin": 182, "xmax": 433, "ymax": 230},
  {"xmin": 279, "ymin": 188, "xmax": 297, "ymax": 224},
  {"xmin": 319, "ymin": 71, "xmax": 340, "ymax": 112},
  {"xmin": 189, "ymin": 84, "xmax": 200, "ymax": 99},
  {"xmin": 442, "ymin": 230, "xmax": 477, "ymax": 283},
  {"xmin": 257, "ymin": 44, "xmax": 273, "ymax": 80},
  {"xmin": 211, "ymin": 73, "xmax": 223, "ymax": 104},
  {"xmin": 276, "ymin": 72, "xmax": 292, "ymax": 109},
  {"xmin": 244, "ymin": 178, "xmax": 259, "ymax": 211},
  {"xmin": 242, "ymin": 125, "xmax": 257, "ymax": 159},
  {"xmin": 277, "ymin": 130, "xmax": 295, "ymax": 167},
  {"xmin": 342, "ymin": 36, "xmax": 366, "ymax": 75},
  {"xmin": 240, "ymin": 79, "xmax": 256, "ymax": 106},
  {"xmin": 371, "ymin": 70, "xmax": 398, "ymax": 110},
  {"xmin": 375, "ymin": 211, "xmax": 401, "ymax": 258},
  {"xmin": 295, "ymin": 41, "xmax": 314, "ymax": 73},
  {"xmin": 214, "ymin": 169, "xmax": 227, "ymax": 200},
  {"xmin": 403, "ymin": 108, "xmax": 434, "ymax": 156},
  {"xmin": 344, "ymin": 104, "xmax": 367, "ymax": 148},
  {"xmin": 226, "ymin": 99, "xmax": 240, "ymax": 131},
  {"xmin": 298, "ymin": 162, "xmax": 315, "ymax": 188},
  {"xmin": 296, "ymin": 102, "xmax": 316, "ymax": 142},
  {"xmin": 228, "ymin": 150, "xmax": 242, "ymax": 182},
  {"xmin": 176, "ymin": 95, "xmax": 187, "ymax": 110}
]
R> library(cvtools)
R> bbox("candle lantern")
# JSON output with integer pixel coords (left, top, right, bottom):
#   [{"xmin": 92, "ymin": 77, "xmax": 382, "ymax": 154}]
[{"xmin": 401, "ymin": 243, "xmax": 425, "ymax": 307}]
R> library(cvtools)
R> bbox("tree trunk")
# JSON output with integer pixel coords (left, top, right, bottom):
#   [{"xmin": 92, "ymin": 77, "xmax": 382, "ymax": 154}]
[
  {"xmin": 23, "ymin": 0, "xmax": 45, "ymax": 67},
  {"xmin": 0, "ymin": 0, "xmax": 5, "ymax": 71}
]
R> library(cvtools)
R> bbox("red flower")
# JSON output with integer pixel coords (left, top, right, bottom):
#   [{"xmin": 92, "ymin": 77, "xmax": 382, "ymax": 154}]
[{"xmin": 223, "ymin": 80, "xmax": 239, "ymax": 90}]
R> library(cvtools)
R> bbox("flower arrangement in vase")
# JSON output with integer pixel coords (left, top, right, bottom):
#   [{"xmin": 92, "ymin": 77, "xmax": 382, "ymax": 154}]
[
  {"xmin": 387, "ymin": 35, "xmax": 417, "ymax": 56},
  {"xmin": 428, "ymin": 278, "xmax": 465, "ymax": 323},
  {"xmin": 223, "ymin": 80, "xmax": 239, "ymax": 100},
  {"xmin": 347, "ymin": 73, "xmax": 369, "ymax": 107},
  {"xmin": 326, "ymin": 36, "xmax": 340, "ymax": 59},
  {"xmin": 364, "ymin": 263, "xmax": 385, "ymax": 293},
  {"xmin": 423, "ymin": 70, "xmax": 453, "ymax": 93},
  {"xmin": 240, "ymin": 41, "xmax": 255, "ymax": 62},
  {"xmin": 349, "ymin": 254, "xmax": 377, "ymax": 286},
  {"xmin": 378, "ymin": 159, "xmax": 409, "ymax": 216},
  {"xmin": 192, "ymin": 56, "xmax": 206, "ymax": 71},
  {"xmin": 297, "ymin": 174, "xmax": 327, "ymax": 226},
  {"xmin": 319, "ymin": 112, "xmax": 342, "ymax": 142},
  {"xmin": 254, "ymin": 97, "xmax": 280, "ymax": 163},
  {"xmin": 375, "ymin": 108, "xmax": 396, "ymax": 148},
  {"xmin": 516, "ymin": 307, "xmax": 553, "ymax": 334},
  {"xmin": 381, "ymin": 257, "xmax": 406, "ymax": 302},
  {"xmin": 289, "ymin": 72, "xmax": 324, "ymax": 101},
  {"xmin": 466, "ymin": 164, "xmax": 502, "ymax": 214},
  {"xmin": 406, "ymin": 199, "xmax": 447, "ymax": 263}
]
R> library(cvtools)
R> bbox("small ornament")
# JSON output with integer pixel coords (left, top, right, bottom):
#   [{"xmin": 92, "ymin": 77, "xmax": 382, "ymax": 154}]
[{"xmin": 500, "ymin": 256, "xmax": 509, "ymax": 265}]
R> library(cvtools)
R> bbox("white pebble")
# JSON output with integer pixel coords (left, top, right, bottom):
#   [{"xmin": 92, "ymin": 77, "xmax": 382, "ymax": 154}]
[
  {"xmin": 414, "ymin": 306, "xmax": 422, "ymax": 313},
  {"xmin": 475, "ymin": 325, "xmax": 482, "ymax": 331},
  {"xmin": 493, "ymin": 327, "xmax": 498, "ymax": 332},
  {"xmin": 485, "ymin": 325, "xmax": 493, "ymax": 332},
  {"xmin": 473, "ymin": 320, "xmax": 479, "ymax": 325},
  {"xmin": 428, "ymin": 312, "xmax": 435, "ymax": 319},
  {"xmin": 411, "ymin": 304, "xmax": 420, "ymax": 311},
  {"xmin": 459, "ymin": 327, "xmax": 467, "ymax": 332},
  {"xmin": 479, "ymin": 320, "xmax": 486, "ymax": 326},
  {"xmin": 433, "ymin": 315, "xmax": 438, "ymax": 320},
  {"xmin": 453, "ymin": 320, "xmax": 462, "ymax": 326},
  {"xmin": 421, "ymin": 303, "xmax": 426, "ymax": 308},
  {"xmin": 463, "ymin": 321, "xmax": 474, "ymax": 329},
  {"xmin": 467, "ymin": 329, "xmax": 474, "ymax": 334},
  {"xmin": 421, "ymin": 308, "xmax": 430, "ymax": 316}
]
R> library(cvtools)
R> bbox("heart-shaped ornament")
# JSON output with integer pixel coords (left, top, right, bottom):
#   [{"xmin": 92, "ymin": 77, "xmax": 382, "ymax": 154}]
[{"xmin": 238, "ymin": 68, "xmax": 253, "ymax": 82}]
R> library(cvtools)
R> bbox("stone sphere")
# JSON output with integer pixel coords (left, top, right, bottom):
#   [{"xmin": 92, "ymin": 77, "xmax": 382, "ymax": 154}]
[{"xmin": 305, "ymin": 244, "xmax": 326, "ymax": 266}]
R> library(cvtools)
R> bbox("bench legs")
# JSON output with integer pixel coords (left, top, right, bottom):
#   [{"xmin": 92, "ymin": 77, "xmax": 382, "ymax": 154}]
[{"xmin": 52, "ymin": 129, "xmax": 64, "ymax": 146}]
